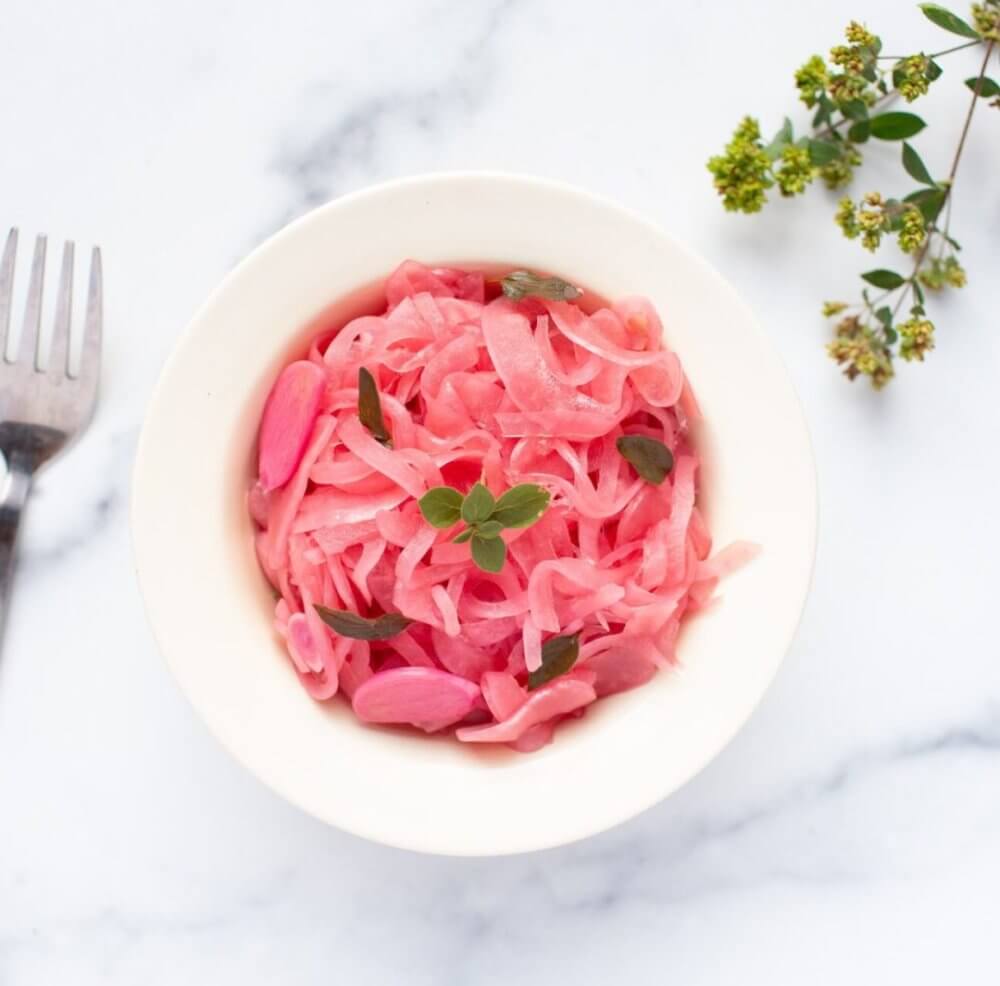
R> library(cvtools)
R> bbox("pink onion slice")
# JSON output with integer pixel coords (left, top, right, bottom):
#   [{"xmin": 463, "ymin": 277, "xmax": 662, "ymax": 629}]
[{"xmin": 456, "ymin": 678, "xmax": 597, "ymax": 743}]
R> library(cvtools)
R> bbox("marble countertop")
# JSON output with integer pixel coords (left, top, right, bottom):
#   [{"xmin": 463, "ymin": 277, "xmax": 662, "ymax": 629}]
[{"xmin": 2, "ymin": 1, "xmax": 998, "ymax": 982}]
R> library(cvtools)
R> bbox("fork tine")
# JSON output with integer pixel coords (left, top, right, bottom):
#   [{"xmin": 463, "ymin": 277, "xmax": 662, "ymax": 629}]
[
  {"xmin": 49, "ymin": 241, "xmax": 74, "ymax": 375},
  {"xmin": 0, "ymin": 228, "xmax": 17, "ymax": 361},
  {"xmin": 17, "ymin": 235, "xmax": 46, "ymax": 368},
  {"xmin": 77, "ymin": 245, "xmax": 102, "ymax": 390}
]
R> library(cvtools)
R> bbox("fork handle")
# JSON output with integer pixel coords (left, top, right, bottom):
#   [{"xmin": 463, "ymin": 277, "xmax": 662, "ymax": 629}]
[{"xmin": 0, "ymin": 455, "xmax": 33, "ymax": 656}]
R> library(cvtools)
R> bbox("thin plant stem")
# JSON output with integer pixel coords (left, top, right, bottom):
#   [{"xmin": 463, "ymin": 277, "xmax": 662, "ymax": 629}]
[
  {"xmin": 877, "ymin": 39, "xmax": 982, "ymax": 60},
  {"xmin": 888, "ymin": 40, "xmax": 995, "ymax": 321}
]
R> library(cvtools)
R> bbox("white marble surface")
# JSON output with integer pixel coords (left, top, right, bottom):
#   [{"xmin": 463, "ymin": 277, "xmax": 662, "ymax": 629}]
[{"xmin": 2, "ymin": 0, "xmax": 999, "ymax": 981}]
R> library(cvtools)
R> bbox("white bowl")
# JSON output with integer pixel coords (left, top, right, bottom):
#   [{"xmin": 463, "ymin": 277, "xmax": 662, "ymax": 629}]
[{"xmin": 132, "ymin": 173, "xmax": 817, "ymax": 856}]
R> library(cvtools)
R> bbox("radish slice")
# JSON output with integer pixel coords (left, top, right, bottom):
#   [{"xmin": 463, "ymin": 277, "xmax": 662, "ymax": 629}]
[
  {"xmin": 258, "ymin": 360, "xmax": 326, "ymax": 491},
  {"xmin": 353, "ymin": 667, "xmax": 481, "ymax": 733}
]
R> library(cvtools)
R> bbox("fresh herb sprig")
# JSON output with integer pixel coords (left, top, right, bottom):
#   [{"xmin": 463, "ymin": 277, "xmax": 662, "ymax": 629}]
[
  {"xmin": 527, "ymin": 633, "xmax": 581, "ymax": 690},
  {"xmin": 616, "ymin": 435, "xmax": 675, "ymax": 485},
  {"xmin": 707, "ymin": 3, "xmax": 999, "ymax": 389},
  {"xmin": 358, "ymin": 367, "xmax": 391, "ymax": 445},
  {"xmin": 419, "ymin": 482, "xmax": 550, "ymax": 573},
  {"xmin": 501, "ymin": 270, "xmax": 582, "ymax": 302},
  {"xmin": 314, "ymin": 606, "xmax": 412, "ymax": 640}
]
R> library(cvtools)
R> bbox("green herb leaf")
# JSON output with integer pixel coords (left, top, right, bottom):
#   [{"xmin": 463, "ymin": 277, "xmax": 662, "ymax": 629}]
[
  {"xmin": 926, "ymin": 59, "xmax": 943, "ymax": 81},
  {"xmin": 874, "ymin": 306, "xmax": 893, "ymax": 328},
  {"xmin": 765, "ymin": 117, "xmax": 794, "ymax": 160},
  {"xmin": 358, "ymin": 367, "xmax": 391, "ymax": 445},
  {"xmin": 314, "ymin": 606, "xmax": 411, "ymax": 641},
  {"xmin": 918, "ymin": 3, "xmax": 982, "ymax": 38},
  {"xmin": 452, "ymin": 527, "xmax": 475, "ymax": 544},
  {"xmin": 461, "ymin": 482, "xmax": 496, "ymax": 524},
  {"xmin": 884, "ymin": 326, "xmax": 899, "ymax": 344},
  {"xmin": 913, "ymin": 280, "xmax": 926, "ymax": 305},
  {"xmin": 847, "ymin": 119, "xmax": 871, "ymax": 144},
  {"xmin": 418, "ymin": 486, "xmax": 464, "ymax": 528},
  {"xmin": 527, "ymin": 633, "xmax": 581, "ymax": 690},
  {"xmin": 965, "ymin": 76, "xmax": 1000, "ymax": 98},
  {"xmin": 501, "ymin": 271, "xmax": 582, "ymax": 302},
  {"xmin": 861, "ymin": 269, "xmax": 906, "ymax": 290},
  {"xmin": 841, "ymin": 99, "xmax": 869, "ymax": 122},
  {"xmin": 475, "ymin": 519, "xmax": 505, "ymax": 539},
  {"xmin": 904, "ymin": 187, "xmax": 947, "ymax": 223},
  {"xmin": 774, "ymin": 116, "xmax": 794, "ymax": 143},
  {"xmin": 470, "ymin": 534, "xmax": 506, "ymax": 573},
  {"xmin": 491, "ymin": 484, "xmax": 551, "ymax": 529},
  {"xmin": 616, "ymin": 435, "xmax": 675, "ymax": 485},
  {"xmin": 902, "ymin": 142, "xmax": 936, "ymax": 186},
  {"xmin": 869, "ymin": 112, "xmax": 926, "ymax": 140},
  {"xmin": 808, "ymin": 139, "xmax": 841, "ymax": 165},
  {"xmin": 885, "ymin": 198, "xmax": 907, "ymax": 232}
]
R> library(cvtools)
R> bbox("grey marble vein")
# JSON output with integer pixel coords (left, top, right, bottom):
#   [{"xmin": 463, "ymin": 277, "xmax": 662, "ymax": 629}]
[{"xmin": 274, "ymin": 0, "xmax": 521, "ymax": 222}]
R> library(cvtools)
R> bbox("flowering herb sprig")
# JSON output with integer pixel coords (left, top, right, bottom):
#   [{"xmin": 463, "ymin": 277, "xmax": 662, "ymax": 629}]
[
  {"xmin": 418, "ymin": 482, "xmax": 550, "ymax": 573},
  {"xmin": 707, "ymin": 3, "xmax": 999, "ymax": 389}
]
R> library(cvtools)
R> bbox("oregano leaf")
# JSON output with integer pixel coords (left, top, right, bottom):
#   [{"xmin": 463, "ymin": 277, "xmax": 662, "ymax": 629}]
[
  {"xmin": 918, "ymin": 3, "xmax": 982, "ymax": 39},
  {"xmin": 902, "ymin": 142, "xmax": 936, "ymax": 186},
  {"xmin": 358, "ymin": 367, "xmax": 391, "ymax": 445},
  {"xmin": 965, "ymin": 76, "xmax": 1000, "ymax": 98},
  {"xmin": 501, "ymin": 271, "xmax": 582, "ymax": 302},
  {"xmin": 461, "ymin": 483, "xmax": 495, "ymax": 524},
  {"xmin": 616, "ymin": 435, "xmax": 675, "ymax": 485},
  {"xmin": 314, "ymin": 606, "xmax": 411, "ymax": 641},
  {"xmin": 470, "ymin": 534, "xmax": 506, "ymax": 573},
  {"xmin": 861, "ymin": 269, "xmax": 906, "ymax": 290},
  {"xmin": 491, "ymin": 484, "xmax": 550, "ymax": 529},
  {"xmin": 869, "ymin": 112, "xmax": 926, "ymax": 140},
  {"xmin": 527, "ymin": 633, "xmax": 581, "ymax": 690},
  {"xmin": 419, "ymin": 487, "xmax": 464, "ymax": 528}
]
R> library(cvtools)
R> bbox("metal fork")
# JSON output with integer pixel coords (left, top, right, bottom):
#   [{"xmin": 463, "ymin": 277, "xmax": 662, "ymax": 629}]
[{"xmin": 0, "ymin": 229, "xmax": 101, "ymax": 654}]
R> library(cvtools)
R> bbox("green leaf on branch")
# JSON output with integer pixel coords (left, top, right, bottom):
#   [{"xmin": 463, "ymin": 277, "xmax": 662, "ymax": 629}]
[
  {"xmin": 841, "ymin": 100, "xmax": 869, "ymax": 122},
  {"xmin": 902, "ymin": 143, "xmax": 936, "ymax": 186},
  {"xmin": 965, "ymin": 76, "xmax": 1000, "ymax": 98},
  {"xmin": 862, "ymin": 269, "xmax": 906, "ymax": 290},
  {"xmin": 874, "ymin": 306, "xmax": 893, "ymax": 328},
  {"xmin": 765, "ymin": 117, "xmax": 794, "ymax": 159},
  {"xmin": 869, "ymin": 112, "xmax": 926, "ymax": 140},
  {"xmin": 847, "ymin": 119, "xmax": 871, "ymax": 143},
  {"xmin": 808, "ymin": 139, "xmax": 841, "ymax": 165},
  {"xmin": 918, "ymin": 3, "xmax": 982, "ymax": 38},
  {"xmin": 904, "ymin": 187, "xmax": 947, "ymax": 223}
]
